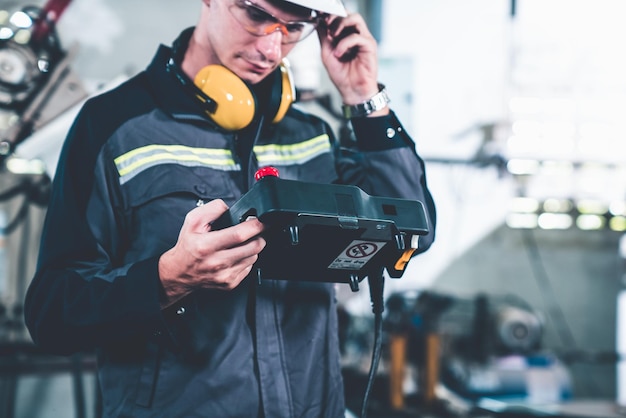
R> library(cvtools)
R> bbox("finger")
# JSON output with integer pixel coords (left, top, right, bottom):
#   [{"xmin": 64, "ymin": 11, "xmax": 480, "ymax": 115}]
[
  {"xmin": 184, "ymin": 199, "xmax": 229, "ymax": 233},
  {"xmin": 225, "ymin": 223, "xmax": 266, "ymax": 251},
  {"xmin": 316, "ymin": 17, "xmax": 332, "ymax": 48},
  {"xmin": 332, "ymin": 35, "xmax": 361, "ymax": 62},
  {"xmin": 325, "ymin": 13, "xmax": 365, "ymax": 41},
  {"xmin": 209, "ymin": 256, "xmax": 258, "ymax": 291},
  {"xmin": 198, "ymin": 242, "xmax": 265, "ymax": 288},
  {"xmin": 205, "ymin": 218, "xmax": 266, "ymax": 251}
]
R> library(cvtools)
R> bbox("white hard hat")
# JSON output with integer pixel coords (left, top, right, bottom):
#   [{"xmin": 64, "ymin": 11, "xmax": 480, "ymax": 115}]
[{"xmin": 284, "ymin": 0, "xmax": 347, "ymax": 17}]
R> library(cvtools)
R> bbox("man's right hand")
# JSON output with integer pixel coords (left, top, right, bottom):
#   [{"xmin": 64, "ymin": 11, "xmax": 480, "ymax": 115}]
[{"xmin": 158, "ymin": 199, "xmax": 266, "ymax": 308}]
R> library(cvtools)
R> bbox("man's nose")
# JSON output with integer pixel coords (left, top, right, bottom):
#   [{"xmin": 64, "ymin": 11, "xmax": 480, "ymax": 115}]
[{"xmin": 256, "ymin": 30, "xmax": 283, "ymax": 63}]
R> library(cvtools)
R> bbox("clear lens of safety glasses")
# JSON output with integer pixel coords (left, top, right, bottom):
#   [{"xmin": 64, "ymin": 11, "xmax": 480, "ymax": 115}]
[{"xmin": 228, "ymin": 0, "xmax": 318, "ymax": 44}]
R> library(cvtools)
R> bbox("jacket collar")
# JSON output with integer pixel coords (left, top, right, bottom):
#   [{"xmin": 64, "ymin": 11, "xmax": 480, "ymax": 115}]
[{"xmin": 145, "ymin": 29, "xmax": 218, "ymax": 124}]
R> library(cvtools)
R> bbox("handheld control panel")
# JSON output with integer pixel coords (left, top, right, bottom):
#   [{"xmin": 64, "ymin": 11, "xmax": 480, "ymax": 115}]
[{"xmin": 212, "ymin": 167, "xmax": 429, "ymax": 291}]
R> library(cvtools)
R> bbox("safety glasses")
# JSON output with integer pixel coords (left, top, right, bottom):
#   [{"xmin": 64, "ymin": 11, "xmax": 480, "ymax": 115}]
[{"xmin": 228, "ymin": 0, "xmax": 319, "ymax": 44}]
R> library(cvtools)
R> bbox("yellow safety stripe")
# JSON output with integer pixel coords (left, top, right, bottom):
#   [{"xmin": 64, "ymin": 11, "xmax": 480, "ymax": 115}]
[
  {"xmin": 115, "ymin": 144, "xmax": 239, "ymax": 185},
  {"xmin": 254, "ymin": 134, "xmax": 330, "ymax": 166}
]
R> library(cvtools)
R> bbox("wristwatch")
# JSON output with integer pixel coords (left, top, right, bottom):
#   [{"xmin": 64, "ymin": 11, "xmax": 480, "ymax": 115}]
[{"xmin": 342, "ymin": 84, "xmax": 390, "ymax": 119}]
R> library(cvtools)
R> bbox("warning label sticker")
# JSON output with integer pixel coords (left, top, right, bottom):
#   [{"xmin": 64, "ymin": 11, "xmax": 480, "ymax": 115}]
[{"xmin": 328, "ymin": 240, "xmax": 387, "ymax": 270}]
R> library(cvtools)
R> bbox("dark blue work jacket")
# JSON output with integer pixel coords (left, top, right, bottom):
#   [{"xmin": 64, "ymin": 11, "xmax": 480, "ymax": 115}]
[{"xmin": 24, "ymin": 31, "xmax": 436, "ymax": 418}]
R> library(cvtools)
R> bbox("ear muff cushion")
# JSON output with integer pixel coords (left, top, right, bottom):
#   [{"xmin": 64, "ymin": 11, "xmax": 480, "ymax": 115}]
[
  {"xmin": 194, "ymin": 65, "xmax": 256, "ymax": 131},
  {"xmin": 272, "ymin": 62, "xmax": 295, "ymax": 124}
]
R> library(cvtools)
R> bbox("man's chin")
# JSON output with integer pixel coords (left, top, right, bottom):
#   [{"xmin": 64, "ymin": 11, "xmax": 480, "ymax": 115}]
[
  {"xmin": 239, "ymin": 70, "xmax": 272, "ymax": 85},
  {"xmin": 234, "ymin": 61, "xmax": 276, "ymax": 85}
]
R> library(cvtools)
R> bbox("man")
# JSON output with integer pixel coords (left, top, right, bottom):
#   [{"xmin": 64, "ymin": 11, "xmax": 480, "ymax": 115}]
[{"xmin": 24, "ymin": 0, "xmax": 436, "ymax": 417}]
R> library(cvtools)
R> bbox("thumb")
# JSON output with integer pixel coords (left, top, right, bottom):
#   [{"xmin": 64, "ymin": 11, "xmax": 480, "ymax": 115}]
[{"xmin": 183, "ymin": 199, "xmax": 229, "ymax": 233}]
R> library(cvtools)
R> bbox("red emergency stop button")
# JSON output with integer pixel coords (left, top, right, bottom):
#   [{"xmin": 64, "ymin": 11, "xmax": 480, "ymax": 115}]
[{"xmin": 255, "ymin": 166, "xmax": 280, "ymax": 181}]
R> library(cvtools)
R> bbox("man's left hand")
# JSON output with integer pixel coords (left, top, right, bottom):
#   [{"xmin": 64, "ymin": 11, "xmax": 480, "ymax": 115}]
[{"xmin": 316, "ymin": 12, "xmax": 384, "ymax": 112}]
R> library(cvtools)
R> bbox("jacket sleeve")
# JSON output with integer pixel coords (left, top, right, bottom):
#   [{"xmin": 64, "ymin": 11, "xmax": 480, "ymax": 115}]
[
  {"xmin": 23, "ymin": 102, "xmax": 170, "ymax": 355},
  {"xmin": 335, "ymin": 110, "xmax": 436, "ymax": 253}
]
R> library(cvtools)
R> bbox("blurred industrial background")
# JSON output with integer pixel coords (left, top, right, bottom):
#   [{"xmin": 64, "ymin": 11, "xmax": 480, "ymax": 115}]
[{"xmin": 0, "ymin": 0, "xmax": 625, "ymax": 417}]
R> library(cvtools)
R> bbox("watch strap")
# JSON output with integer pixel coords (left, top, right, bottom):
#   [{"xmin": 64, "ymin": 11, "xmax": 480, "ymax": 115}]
[{"xmin": 342, "ymin": 84, "xmax": 390, "ymax": 119}]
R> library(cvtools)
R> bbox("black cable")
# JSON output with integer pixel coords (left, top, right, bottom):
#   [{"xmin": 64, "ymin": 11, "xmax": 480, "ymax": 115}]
[
  {"xmin": 71, "ymin": 353, "xmax": 87, "ymax": 418},
  {"xmin": 361, "ymin": 269, "xmax": 385, "ymax": 418}
]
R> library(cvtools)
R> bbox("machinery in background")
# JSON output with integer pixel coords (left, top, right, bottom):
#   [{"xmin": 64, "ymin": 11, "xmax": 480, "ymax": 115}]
[
  {"xmin": 0, "ymin": 4, "xmax": 92, "ymax": 417},
  {"xmin": 339, "ymin": 289, "xmax": 573, "ymax": 416},
  {"xmin": 407, "ymin": 291, "xmax": 571, "ymax": 405},
  {"xmin": 0, "ymin": 0, "xmax": 87, "ymax": 329},
  {"xmin": 0, "ymin": 0, "xmax": 87, "ymax": 161},
  {"xmin": 0, "ymin": 27, "xmax": 132, "ymax": 418}
]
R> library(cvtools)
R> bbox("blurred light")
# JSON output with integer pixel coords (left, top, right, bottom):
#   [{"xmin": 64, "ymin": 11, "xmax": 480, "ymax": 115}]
[
  {"xmin": 577, "ymin": 199, "xmax": 608, "ymax": 215},
  {"xmin": 542, "ymin": 122, "xmax": 576, "ymax": 138},
  {"xmin": 509, "ymin": 97, "xmax": 576, "ymax": 116},
  {"xmin": 0, "ymin": 112, "xmax": 12, "ymax": 130},
  {"xmin": 507, "ymin": 159, "xmax": 540, "ymax": 175},
  {"xmin": 0, "ymin": 26, "xmax": 13, "ymax": 40},
  {"xmin": 610, "ymin": 201, "xmax": 626, "ymax": 216},
  {"xmin": 13, "ymin": 28, "xmax": 30, "ymax": 44},
  {"xmin": 512, "ymin": 120, "xmax": 542, "ymax": 136},
  {"xmin": 37, "ymin": 59, "xmax": 50, "ymax": 73},
  {"xmin": 576, "ymin": 214, "xmax": 606, "ymax": 230},
  {"xmin": 538, "ymin": 213, "xmax": 573, "ymax": 230},
  {"xmin": 506, "ymin": 213, "xmax": 538, "ymax": 229},
  {"xmin": 541, "ymin": 160, "xmax": 574, "ymax": 175},
  {"xmin": 0, "ymin": 10, "xmax": 9, "ymax": 25},
  {"xmin": 580, "ymin": 161, "xmax": 611, "ymax": 173},
  {"xmin": 511, "ymin": 197, "xmax": 540, "ymax": 213},
  {"xmin": 507, "ymin": 134, "xmax": 541, "ymax": 154},
  {"xmin": 6, "ymin": 157, "xmax": 47, "ymax": 175},
  {"xmin": 506, "ymin": 134, "xmax": 576, "ymax": 156},
  {"xmin": 543, "ymin": 198, "xmax": 573, "ymax": 213},
  {"xmin": 9, "ymin": 11, "xmax": 33, "ymax": 29},
  {"xmin": 542, "ymin": 98, "xmax": 576, "ymax": 116},
  {"xmin": 610, "ymin": 216, "xmax": 626, "ymax": 232},
  {"xmin": 507, "ymin": 133, "xmax": 576, "ymax": 155},
  {"xmin": 508, "ymin": 197, "xmax": 625, "ymax": 230}
]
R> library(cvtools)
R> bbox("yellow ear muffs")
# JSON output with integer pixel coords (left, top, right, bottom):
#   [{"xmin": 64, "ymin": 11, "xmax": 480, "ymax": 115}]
[
  {"xmin": 272, "ymin": 59, "xmax": 295, "ymax": 124},
  {"xmin": 194, "ymin": 65, "xmax": 256, "ymax": 131},
  {"xmin": 191, "ymin": 60, "xmax": 294, "ymax": 130}
]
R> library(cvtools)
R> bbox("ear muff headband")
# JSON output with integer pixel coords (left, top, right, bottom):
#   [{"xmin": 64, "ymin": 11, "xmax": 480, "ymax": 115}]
[{"xmin": 272, "ymin": 59, "xmax": 295, "ymax": 124}]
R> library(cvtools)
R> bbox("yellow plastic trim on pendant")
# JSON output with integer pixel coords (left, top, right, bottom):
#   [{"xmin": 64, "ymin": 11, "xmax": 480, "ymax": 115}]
[{"xmin": 394, "ymin": 248, "xmax": 417, "ymax": 272}]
